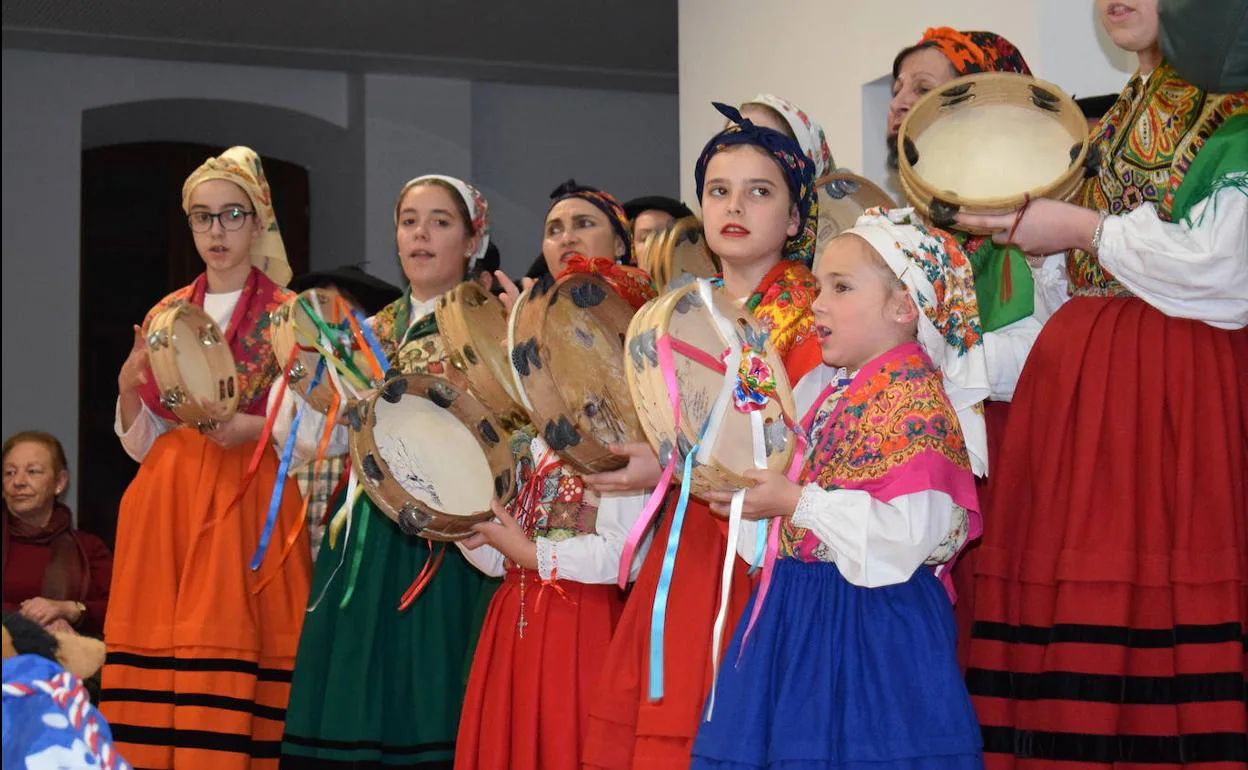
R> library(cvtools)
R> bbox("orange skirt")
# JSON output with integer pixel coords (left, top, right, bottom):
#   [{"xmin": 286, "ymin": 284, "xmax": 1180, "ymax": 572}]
[{"xmin": 100, "ymin": 428, "xmax": 312, "ymax": 770}]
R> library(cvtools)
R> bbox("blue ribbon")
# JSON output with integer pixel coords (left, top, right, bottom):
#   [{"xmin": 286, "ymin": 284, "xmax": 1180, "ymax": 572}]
[
  {"xmin": 647, "ymin": 440, "xmax": 699, "ymax": 701},
  {"xmin": 250, "ymin": 358, "xmax": 326, "ymax": 571}
]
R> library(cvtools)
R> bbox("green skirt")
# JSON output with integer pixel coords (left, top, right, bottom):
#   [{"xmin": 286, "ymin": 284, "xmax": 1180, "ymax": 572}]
[{"xmin": 280, "ymin": 494, "xmax": 499, "ymax": 768}]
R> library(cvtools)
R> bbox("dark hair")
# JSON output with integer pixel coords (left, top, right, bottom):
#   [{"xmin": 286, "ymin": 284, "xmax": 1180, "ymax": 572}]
[
  {"xmin": 892, "ymin": 41, "xmax": 938, "ymax": 79},
  {"xmin": 3, "ymin": 431, "xmax": 68, "ymax": 476},
  {"xmin": 407, "ymin": 179, "xmax": 475, "ymax": 236},
  {"xmin": 2, "ymin": 611, "xmax": 60, "ymax": 663}
]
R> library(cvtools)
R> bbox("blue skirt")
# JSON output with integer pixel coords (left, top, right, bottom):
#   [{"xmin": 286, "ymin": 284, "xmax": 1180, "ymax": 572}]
[{"xmin": 691, "ymin": 559, "xmax": 982, "ymax": 769}]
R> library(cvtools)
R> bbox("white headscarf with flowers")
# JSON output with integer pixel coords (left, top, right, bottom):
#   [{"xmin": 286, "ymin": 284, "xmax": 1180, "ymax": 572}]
[
  {"xmin": 743, "ymin": 93, "xmax": 834, "ymax": 178},
  {"xmin": 395, "ymin": 174, "xmax": 491, "ymax": 270},
  {"xmin": 845, "ymin": 207, "xmax": 990, "ymax": 476}
]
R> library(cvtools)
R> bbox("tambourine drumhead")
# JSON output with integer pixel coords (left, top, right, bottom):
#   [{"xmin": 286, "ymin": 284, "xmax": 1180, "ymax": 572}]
[
  {"xmin": 651, "ymin": 216, "xmax": 720, "ymax": 291},
  {"xmin": 626, "ymin": 282, "xmax": 797, "ymax": 498},
  {"xmin": 147, "ymin": 303, "xmax": 238, "ymax": 430},
  {"xmin": 269, "ymin": 289, "xmax": 375, "ymax": 413},
  {"xmin": 815, "ymin": 172, "xmax": 896, "ymax": 260},
  {"xmin": 510, "ymin": 273, "xmax": 645, "ymax": 474},
  {"xmin": 436, "ymin": 282, "xmax": 529, "ymax": 431},
  {"xmin": 914, "ymin": 105, "xmax": 1075, "ymax": 198},
  {"xmin": 897, "ymin": 72, "xmax": 1089, "ymax": 233},
  {"xmin": 348, "ymin": 373, "xmax": 515, "ymax": 542}
]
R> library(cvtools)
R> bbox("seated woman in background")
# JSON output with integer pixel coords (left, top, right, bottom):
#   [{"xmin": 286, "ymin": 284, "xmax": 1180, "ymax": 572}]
[{"xmin": 2, "ymin": 431, "xmax": 113, "ymax": 637}]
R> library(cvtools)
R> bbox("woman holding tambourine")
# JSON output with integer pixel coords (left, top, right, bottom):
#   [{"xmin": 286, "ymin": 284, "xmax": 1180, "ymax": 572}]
[{"xmin": 103, "ymin": 146, "xmax": 312, "ymax": 770}]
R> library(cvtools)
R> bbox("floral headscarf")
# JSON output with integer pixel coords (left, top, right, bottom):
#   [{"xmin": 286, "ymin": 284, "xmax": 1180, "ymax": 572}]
[
  {"xmin": 547, "ymin": 179, "xmax": 633, "ymax": 261},
  {"xmin": 395, "ymin": 174, "xmax": 491, "ymax": 270},
  {"xmin": 556, "ymin": 255, "xmax": 657, "ymax": 311},
  {"xmin": 843, "ymin": 207, "xmax": 989, "ymax": 475},
  {"xmin": 742, "ymin": 93, "xmax": 834, "ymax": 178},
  {"xmin": 894, "ymin": 27, "xmax": 1032, "ymax": 77},
  {"xmin": 695, "ymin": 102, "xmax": 817, "ymax": 265},
  {"xmin": 181, "ymin": 145, "xmax": 291, "ymax": 286}
]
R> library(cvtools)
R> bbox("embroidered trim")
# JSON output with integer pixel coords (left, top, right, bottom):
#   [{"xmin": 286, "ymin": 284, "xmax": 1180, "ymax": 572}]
[
  {"xmin": 790, "ymin": 484, "xmax": 823, "ymax": 530},
  {"xmin": 925, "ymin": 503, "xmax": 970, "ymax": 565},
  {"xmin": 535, "ymin": 537, "xmax": 557, "ymax": 581}
]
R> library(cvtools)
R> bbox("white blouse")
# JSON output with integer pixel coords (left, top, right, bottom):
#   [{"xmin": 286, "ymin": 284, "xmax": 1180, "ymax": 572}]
[
  {"xmin": 1098, "ymin": 175, "xmax": 1248, "ymax": 330},
  {"xmin": 455, "ymin": 436, "xmax": 652, "ymax": 584}
]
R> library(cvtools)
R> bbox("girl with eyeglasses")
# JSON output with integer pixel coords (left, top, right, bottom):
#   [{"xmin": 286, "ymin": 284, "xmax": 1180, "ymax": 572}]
[{"xmin": 102, "ymin": 146, "xmax": 312, "ymax": 770}]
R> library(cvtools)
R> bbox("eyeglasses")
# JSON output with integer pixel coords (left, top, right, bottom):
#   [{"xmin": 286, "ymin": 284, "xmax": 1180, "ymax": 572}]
[{"xmin": 187, "ymin": 207, "xmax": 256, "ymax": 233}]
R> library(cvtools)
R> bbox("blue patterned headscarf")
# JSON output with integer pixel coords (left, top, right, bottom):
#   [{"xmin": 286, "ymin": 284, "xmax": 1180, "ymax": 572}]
[
  {"xmin": 694, "ymin": 102, "xmax": 817, "ymax": 265},
  {"xmin": 547, "ymin": 179, "xmax": 633, "ymax": 261}
]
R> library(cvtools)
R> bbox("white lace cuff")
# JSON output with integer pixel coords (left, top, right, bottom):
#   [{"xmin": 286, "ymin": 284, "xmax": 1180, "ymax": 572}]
[
  {"xmin": 535, "ymin": 537, "xmax": 557, "ymax": 581},
  {"xmin": 790, "ymin": 484, "xmax": 826, "ymax": 530}
]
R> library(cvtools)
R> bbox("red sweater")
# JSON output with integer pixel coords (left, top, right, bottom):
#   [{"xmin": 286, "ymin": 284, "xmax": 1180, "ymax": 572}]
[{"xmin": 2, "ymin": 531, "xmax": 113, "ymax": 636}]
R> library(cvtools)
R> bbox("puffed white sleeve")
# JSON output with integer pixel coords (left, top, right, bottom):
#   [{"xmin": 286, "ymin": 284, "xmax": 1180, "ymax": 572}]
[
  {"xmin": 114, "ymin": 398, "xmax": 170, "ymax": 463},
  {"xmin": 534, "ymin": 491, "xmax": 653, "ymax": 584},
  {"xmin": 982, "ymin": 315, "xmax": 1042, "ymax": 402},
  {"xmin": 787, "ymin": 485, "xmax": 955, "ymax": 588},
  {"xmin": 455, "ymin": 540, "xmax": 507, "ymax": 578},
  {"xmin": 266, "ymin": 385, "xmax": 350, "ymax": 470},
  {"xmin": 1097, "ymin": 178, "xmax": 1248, "ymax": 330},
  {"xmin": 1030, "ymin": 253, "xmax": 1072, "ymax": 321}
]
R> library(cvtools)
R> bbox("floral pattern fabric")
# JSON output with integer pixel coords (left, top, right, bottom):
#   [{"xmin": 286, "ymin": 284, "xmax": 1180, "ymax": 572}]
[
  {"xmin": 779, "ymin": 343, "xmax": 978, "ymax": 570},
  {"xmin": 744, "ymin": 259, "xmax": 820, "ymax": 371},
  {"xmin": 1067, "ymin": 61, "xmax": 1247, "ymax": 295},
  {"xmin": 3, "ymin": 655, "xmax": 131, "ymax": 770},
  {"xmin": 137, "ymin": 267, "xmax": 292, "ymax": 423},
  {"xmin": 917, "ymin": 27, "xmax": 1031, "ymax": 76}
]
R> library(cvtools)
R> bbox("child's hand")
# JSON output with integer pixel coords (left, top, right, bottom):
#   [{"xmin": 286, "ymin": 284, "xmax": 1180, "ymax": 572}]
[
  {"xmin": 704, "ymin": 469, "xmax": 802, "ymax": 520},
  {"xmin": 465, "ymin": 499, "xmax": 538, "ymax": 569}
]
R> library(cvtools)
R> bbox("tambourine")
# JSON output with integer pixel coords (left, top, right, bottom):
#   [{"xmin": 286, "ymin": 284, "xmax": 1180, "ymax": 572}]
[
  {"xmin": 146, "ymin": 303, "xmax": 238, "ymax": 431},
  {"xmin": 814, "ymin": 171, "xmax": 897, "ymax": 269},
  {"xmin": 625, "ymin": 280, "xmax": 798, "ymax": 498},
  {"xmin": 269, "ymin": 288, "xmax": 380, "ymax": 413},
  {"xmin": 435, "ymin": 282, "xmax": 531, "ymax": 433},
  {"xmin": 347, "ymin": 373, "xmax": 517, "ymax": 541},
  {"xmin": 897, "ymin": 72, "xmax": 1094, "ymax": 234},
  {"xmin": 645, "ymin": 216, "xmax": 721, "ymax": 291},
  {"xmin": 509, "ymin": 272, "xmax": 646, "ymax": 474}
]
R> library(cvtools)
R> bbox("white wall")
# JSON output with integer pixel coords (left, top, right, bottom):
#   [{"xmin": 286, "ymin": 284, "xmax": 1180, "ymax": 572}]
[
  {"xmin": 1, "ymin": 48, "xmax": 678, "ymax": 509},
  {"xmin": 677, "ymin": 0, "xmax": 1135, "ymax": 203}
]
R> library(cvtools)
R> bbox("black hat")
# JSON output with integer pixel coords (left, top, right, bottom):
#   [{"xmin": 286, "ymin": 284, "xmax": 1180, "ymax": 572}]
[
  {"xmin": 621, "ymin": 195, "xmax": 693, "ymax": 222},
  {"xmin": 1075, "ymin": 94, "xmax": 1118, "ymax": 122},
  {"xmin": 477, "ymin": 241, "xmax": 501, "ymax": 274},
  {"xmin": 288, "ymin": 265, "xmax": 403, "ymax": 316}
]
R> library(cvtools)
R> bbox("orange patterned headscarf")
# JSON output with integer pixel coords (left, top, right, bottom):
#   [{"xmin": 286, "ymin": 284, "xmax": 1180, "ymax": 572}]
[{"xmin": 901, "ymin": 28, "xmax": 1032, "ymax": 77}]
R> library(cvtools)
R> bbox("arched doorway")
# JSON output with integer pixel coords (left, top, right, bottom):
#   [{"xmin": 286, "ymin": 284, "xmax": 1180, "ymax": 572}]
[{"xmin": 76, "ymin": 142, "xmax": 310, "ymax": 545}]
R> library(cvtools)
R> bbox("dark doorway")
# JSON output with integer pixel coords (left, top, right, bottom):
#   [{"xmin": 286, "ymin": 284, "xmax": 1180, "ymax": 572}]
[{"xmin": 77, "ymin": 141, "xmax": 309, "ymax": 546}]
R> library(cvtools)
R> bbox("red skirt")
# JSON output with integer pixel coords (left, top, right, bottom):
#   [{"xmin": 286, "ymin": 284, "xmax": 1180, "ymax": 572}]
[
  {"xmin": 583, "ymin": 499, "xmax": 753, "ymax": 770},
  {"xmin": 952, "ymin": 398, "xmax": 1011, "ymax": 670},
  {"xmin": 967, "ymin": 297, "xmax": 1248, "ymax": 769},
  {"xmin": 455, "ymin": 569, "xmax": 623, "ymax": 770}
]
